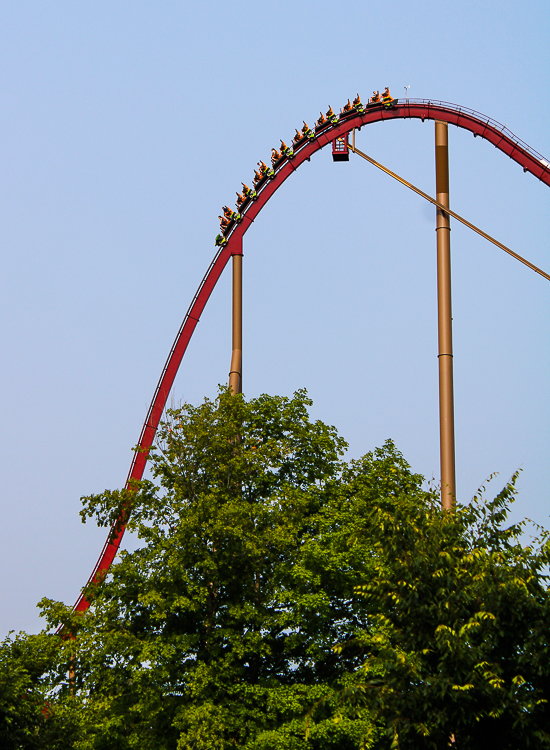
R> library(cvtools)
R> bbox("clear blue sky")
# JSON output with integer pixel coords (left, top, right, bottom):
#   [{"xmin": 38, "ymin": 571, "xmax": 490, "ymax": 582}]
[{"xmin": 1, "ymin": 0, "xmax": 548, "ymax": 636}]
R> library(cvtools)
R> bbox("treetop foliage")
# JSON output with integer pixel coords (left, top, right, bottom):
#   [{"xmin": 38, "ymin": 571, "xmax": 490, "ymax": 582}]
[{"xmin": 1, "ymin": 388, "xmax": 549, "ymax": 749}]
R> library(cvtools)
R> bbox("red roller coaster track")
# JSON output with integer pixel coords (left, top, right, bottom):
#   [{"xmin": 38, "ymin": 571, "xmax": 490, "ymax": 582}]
[{"xmin": 73, "ymin": 98, "xmax": 550, "ymax": 613}]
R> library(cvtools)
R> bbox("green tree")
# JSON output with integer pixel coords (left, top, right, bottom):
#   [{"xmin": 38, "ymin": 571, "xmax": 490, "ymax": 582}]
[
  {"xmin": 3, "ymin": 389, "xmax": 550, "ymax": 750},
  {"xmin": 43, "ymin": 388, "xmax": 394, "ymax": 749},
  {"xmin": 334, "ymin": 467, "xmax": 550, "ymax": 748},
  {"xmin": 0, "ymin": 629, "xmax": 79, "ymax": 750}
]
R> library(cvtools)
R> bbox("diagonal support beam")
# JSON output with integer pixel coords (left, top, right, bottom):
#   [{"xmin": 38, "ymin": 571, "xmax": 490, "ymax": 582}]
[{"xmin": 349, "ymin": 138, "xmax": 550, "ymax": 283}]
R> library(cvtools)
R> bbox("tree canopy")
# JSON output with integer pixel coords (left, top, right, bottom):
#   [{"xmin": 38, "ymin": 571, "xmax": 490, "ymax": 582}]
[
  {"xmin": 1, "ymin": 388, "xmax": 549, "ymax": 749},
  {"xmin": 330, "ymin": 468, "xmax": 550, "ymax": 748}
]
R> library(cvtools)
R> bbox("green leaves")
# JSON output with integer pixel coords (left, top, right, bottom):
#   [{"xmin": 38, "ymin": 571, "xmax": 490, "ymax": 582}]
[
  {"xmin": 345, "ymin": 471, "xmax": 550, "ymax": 748},
  {"xmin": 55, "ymin": 389, "xmax": 384, "ymax": 748},
  {"xmin": 4, "ymin": 389, "xmax": 550, "ymax": 749},
  {"xmin": 0, "ymin": 630, "xmax": 80, "ymax": 750}
]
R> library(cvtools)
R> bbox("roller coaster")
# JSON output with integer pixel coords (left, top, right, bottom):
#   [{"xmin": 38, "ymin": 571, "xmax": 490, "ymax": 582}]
[{"xmin": 73, "ymin": 94, "xmax": 550, "ymax": 615}]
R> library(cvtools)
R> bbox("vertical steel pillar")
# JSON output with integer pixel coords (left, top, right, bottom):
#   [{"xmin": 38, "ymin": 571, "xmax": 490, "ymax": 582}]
[
  {"xmin": 69, "ymin": 656, "xmax": 76, "ymax": 695},
  {"xmin": 228, "ymin": 241, "xmax": 242, "ymax": 394},
  {"xmin": 435, "ymin": 121, "xmax": 456, "ymax": 508}
]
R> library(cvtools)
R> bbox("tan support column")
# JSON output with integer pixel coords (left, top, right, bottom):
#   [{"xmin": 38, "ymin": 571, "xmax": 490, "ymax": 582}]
[
  {"xmin": 69, "ymin": 655, "xmax": 76, "ymax": 695},
  {"xmin": 435, "ymin": 121, "xmax": 456, "ymax": 508},
  {"xmin": 228, "ymin": 250, "xmax": 242, "ymax": 394}
]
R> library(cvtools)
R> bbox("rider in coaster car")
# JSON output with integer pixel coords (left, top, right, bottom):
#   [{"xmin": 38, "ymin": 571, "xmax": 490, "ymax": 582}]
[
  {"xmin": 382, "ymin": 86, "xmax": 392, "ymax": 102},
  {"xmin": 316, "ymin": 112, "xmax": 326, "ymax": 127},
  {"xmin": 293, "ymin": 128, "xmax": 303, "ymax": 144},
  {"xmin": 236, "ymin": 191, "xmax": 245, "ymax": 208},
  {"xmin": 253, "ymin": 169, "xmax": 263, "ymax": 185},
  {"xmin": 370, "ymin": 90, "xmax": 380, "ymax": 103},
  {"xmin": 271, "ymin": 147, "xmax": 281, "ymax": 165},
  {"xmin": 280, "ymin": 140, "xmax": 293, "ymax": 156},
  {"xmin": 326, "ymin": 105, "xmax": 335, "ymax": 120},
  {"xmin": 242, "ymin": 182, "xmax": 257, "ymax": 198},
  {"xmin": 343, "ymin": 99, "xmax": 352, "ymax": 112},
  {"xmin": 353, "ymin": 94, "xmax": 361, "ymax": 107},
  {"xmin": 219, "ymin": 215, "xmax": 230, "ymax": 230},
  {"xmin": 259, "ymin": 159, "xmax": 275, "ymax": 177},
  {"xmin": 222, "ymin": 206, "xmax": 233, "ymax": 219}
]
